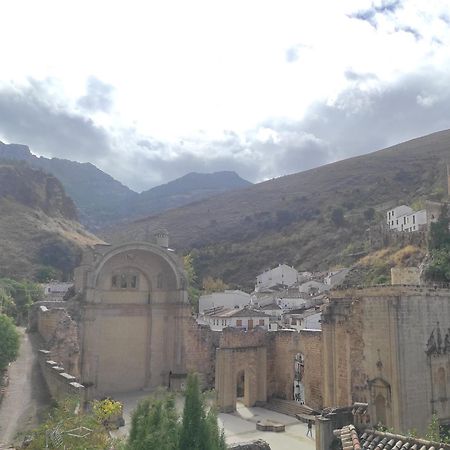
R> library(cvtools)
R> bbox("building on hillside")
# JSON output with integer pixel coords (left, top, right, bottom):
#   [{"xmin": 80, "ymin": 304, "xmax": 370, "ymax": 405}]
[
  {"xmin": 41, "ymin": 281, "xmax": 73, "ymax": 300},
  {"xmin": 386, "ymin": 205, "xmax": 427, "ymax": 232},
  {"xmin": 255, "ymin": 264, "xmax": 299, "ymax": 291},
  {"xmin": 324, "ymin": 268, "xmax": 350, "ymax": 287},
  {"xmin": 198, "ymin": 290, "xmax": 251, "ymax": 313},
  {"xmin": 258, "ymin": 302, "xmax": 283, "ymax": 319},
  {"xmin": 199, "ymin": 306, "xmax": 269, "ymax": 331},
  {"xmin": 283, "ymin": 306, "xmax": 322, "ymax": 331}
]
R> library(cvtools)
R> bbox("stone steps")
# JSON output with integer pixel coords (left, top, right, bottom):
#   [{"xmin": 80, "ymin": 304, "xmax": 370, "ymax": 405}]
[{"xmin": 264, "ymin": 398, "xmax": 318, "ymax": 421}]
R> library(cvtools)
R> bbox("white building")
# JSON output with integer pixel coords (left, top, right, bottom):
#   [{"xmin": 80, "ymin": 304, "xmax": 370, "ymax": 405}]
[
  {"xmin": 259, "ymin": 302, "xmax": 283, "ymax": 319},
  {"xmin": 199, "ymin": 306, "xmax": 269, "ymax": 331},
  {"xmin": 386, "ymin": 205, "xmax": 427, "ymax": 232},
  {"xmin": 41, "ymin": 281, "xmax": 73, "ymax": 299},
  {"xmin": 255, "ymin": 264, "xmax": 299, "ymax": 292},
  {"xmin": 276, "ymin": 297, "xmax": 308, "ymax": 310},
  {"xmin": 198, "ymin": 290, "xmax": 251, "ymax": 313}
]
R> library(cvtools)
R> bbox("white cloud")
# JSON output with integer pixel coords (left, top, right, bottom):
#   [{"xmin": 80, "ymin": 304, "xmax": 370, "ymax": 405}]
[{"xmin": 1, "ymin": 1, "xmax": 450, "ymax": 190}]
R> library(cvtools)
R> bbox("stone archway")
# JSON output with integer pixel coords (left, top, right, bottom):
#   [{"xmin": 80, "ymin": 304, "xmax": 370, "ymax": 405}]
[{"xmin": 215, "ymin": 346, "xmax": 267, "ymax": 412}]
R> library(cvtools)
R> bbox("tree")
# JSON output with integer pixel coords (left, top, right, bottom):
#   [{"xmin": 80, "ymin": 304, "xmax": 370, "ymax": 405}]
[
  {"xmin": 179, "ymin": 374, "xmax": 226, "ymax": 450},
  {"xmin": 0, "ymin": 314, "xmax": 20, "ymax": 371},
  {"xmin": 184, "ymin": 253, "xmax": 201, "ymax": 312},
  {"xmin": 128, "ymin": 394, "xmax": 180, "ymax": 450},
  {"xmin": 363, "ymin": 207, "xmax": 376, "ymax": 222},
  {"xmin": 202, "ymin": 277, "xmax": 228, "ymax": 294},
  {"xmin": 331, "ymin": 208, "xmax": 345, "ymax": 227}
]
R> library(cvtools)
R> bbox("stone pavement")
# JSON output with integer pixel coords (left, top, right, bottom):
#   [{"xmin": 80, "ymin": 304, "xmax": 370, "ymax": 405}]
[{"xmin": 220, "ymin": 402, "xmax": 316, "ymax": 450}]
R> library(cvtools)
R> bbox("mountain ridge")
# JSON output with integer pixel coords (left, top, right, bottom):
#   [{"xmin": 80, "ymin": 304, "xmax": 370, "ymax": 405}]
[
  {"xmin": 103, "ymin": 128, "xmax": 450, "ymax": 288},
  {"xmin": 0, "ymin": 142, "xmax": 251, "ymax": 229}
]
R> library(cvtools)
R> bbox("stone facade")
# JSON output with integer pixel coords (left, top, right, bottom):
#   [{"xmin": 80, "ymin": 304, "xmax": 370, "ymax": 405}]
[
  {"xmin": 73, "ymin": 241, "xmax": 191, "ymax": 398},
  {"xmin": 322, "ymin": 286, "xmax": 450, "ymax": 434}
]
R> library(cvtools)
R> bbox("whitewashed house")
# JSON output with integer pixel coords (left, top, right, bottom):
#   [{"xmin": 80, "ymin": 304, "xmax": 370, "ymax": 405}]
[
  {"xmin": 255, "ymin": 264, "xmax": 299, "ymax": 292},
  {"xmin": 198, "ymin": 290, "xmax": 251, "ymax": 313},
  {"xmin": 386, "ymin": 205, "xmax": 427, "ymax": 232},
  {"xmin": 199, "ymin": 306, "xmax": 269, "ymax": 331},
  {"xmin": 41, "ymin": 281, "xmax": 73, "ymax": 300}
]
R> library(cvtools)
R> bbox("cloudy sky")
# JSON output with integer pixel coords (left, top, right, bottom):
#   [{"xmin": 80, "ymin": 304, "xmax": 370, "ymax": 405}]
[{"xmin": 1, "ymin": 0, "xmax": 450, "ymax": 191}]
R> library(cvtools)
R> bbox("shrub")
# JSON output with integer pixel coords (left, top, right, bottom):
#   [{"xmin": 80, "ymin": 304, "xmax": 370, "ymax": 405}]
[{"xmin": 0, "ymin": 314, "xmax": 20, "ymax": 371}]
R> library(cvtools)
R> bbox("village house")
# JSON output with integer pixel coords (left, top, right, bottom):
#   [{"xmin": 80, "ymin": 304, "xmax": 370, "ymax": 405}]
[
  {"xmin": 198, "ymin": 306, "xmax": 269, "ymax": 331},
  {"xmin": 198, "ymin": 289, "xmax": 251, "ymax": 313},
  {"xmin": 255, "ymin": 263, "xmax": 299, "ymax": 292},
  {"xmin": 386, "ymin": 205, "xmax": 427, "ymax": 232}
]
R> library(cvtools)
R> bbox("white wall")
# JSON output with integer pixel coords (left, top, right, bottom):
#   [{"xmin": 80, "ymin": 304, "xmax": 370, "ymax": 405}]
[
  {"xmin": 200, "ymin": 313, "xmax": 269, "ymax": 331},
  {"xmin": 199, "ymin": 290, "xmax": 251, "ymax": 313},
  {"xmin": 255, "ymin": 264, "xmax": 298, "ymax": 291}
]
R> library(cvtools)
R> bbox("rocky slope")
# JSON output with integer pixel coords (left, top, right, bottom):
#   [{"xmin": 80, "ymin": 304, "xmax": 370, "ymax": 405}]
[
  {"xmin": 103, "ymin": 129, "xmax": 450, "ymax": 288},
  {"xmin": 0, "ymin": 162, "xmax": 103, "ymax": 279},
  {"xmin": 0, "ymin": 142, "xmax": 251, "ymax": 230}
]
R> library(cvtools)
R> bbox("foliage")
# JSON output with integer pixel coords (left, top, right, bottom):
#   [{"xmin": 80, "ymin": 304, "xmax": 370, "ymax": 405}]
[
  {"xmin": 425, "ymin": 205, "xmax": 450, "ymax": 282},
  {"xmin": 202, "ymin": 276, "xmax": 229, "ymax": 294},
  {"xmin": 35, "ymin": 265, "xmax": 62, "ymax": 282},
  {"xmin": 27, "ymin": 397, "xmax": 124, "ymax": 450},
  {"xmin": 363, "ymin": 207, "xmax": 376, "ymax": 222},
  {"xmin": 179, "ymin": 374, "xmax": 226, "ymax": 450},
  {"xmin": 425, "ymin": 414, "xmax": 442, "ymax": 442},
  {"xmin": 37, "ymin": 238, "xmax": 80, "ymax": 280},
  {"xmin": 330, "ymin": 208, "xmax": 345, "ymax": 227},
  {"xmin": 128, "ymin": 375, "xmax": 226, "ymax": 450},
  {"xmin": 92, "ymin": 398, "xmax": 123, "ymax": 427},
  {"xmin": 184, "ymin": 253, "xmax": 201, "ymax": 312},
  {"xmin": 128, "ymin": 394, "xmax": 180, "ymax": 450},
  {"xmin": 0, "ymin": 278, "xmax": 43, "ymax": 324},
  {"xmin": 0, "ymin": 314, "xmax": 20, "ymax": 371}
]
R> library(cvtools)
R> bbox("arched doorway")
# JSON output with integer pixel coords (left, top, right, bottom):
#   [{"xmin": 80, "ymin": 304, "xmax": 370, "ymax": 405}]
[
  {"xmin": 236, "ymin": 370, "xmax": 245, "ymax": 400},
  {"xmin": 294, "ymin": 353, "xmax": 305, "ymax": 404},
  {"xmin": 375, "ymin": 394, "xmax": 387, "ymax": 426}
]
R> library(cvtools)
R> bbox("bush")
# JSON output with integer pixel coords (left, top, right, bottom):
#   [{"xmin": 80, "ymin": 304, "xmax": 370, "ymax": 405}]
[
  {"xmin": 331, "ymin": 208, "xmax": 345, "ymax": 227},
  {"xmin": 0, "ymin": 314, "xmax": 20, "ymax": 371}
]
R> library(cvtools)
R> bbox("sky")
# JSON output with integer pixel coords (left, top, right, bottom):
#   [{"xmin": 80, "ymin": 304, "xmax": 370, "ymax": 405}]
[{"xmin": 1, "ymin": 0, "xmax": 450, "ymax": 191}]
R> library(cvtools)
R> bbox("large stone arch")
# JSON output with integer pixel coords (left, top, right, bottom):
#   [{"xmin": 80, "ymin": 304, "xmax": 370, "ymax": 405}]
[
  {"xmin": 92, "ymin": 242, "xmax": 184, "ymax": 291},
  {"xmin": 77, "ymin": 241, "xmax": 190, "ymax": 398}
]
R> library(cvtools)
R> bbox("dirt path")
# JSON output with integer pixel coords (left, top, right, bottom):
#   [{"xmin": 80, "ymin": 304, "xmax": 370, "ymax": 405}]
[{"xmin": 0, "ymin": 329, "xmax": 51, "ymax": 448}]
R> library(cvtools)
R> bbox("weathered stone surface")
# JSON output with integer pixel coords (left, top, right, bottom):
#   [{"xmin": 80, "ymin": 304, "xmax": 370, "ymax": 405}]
[{"xmin": 228, "ymin": 439, "xmax": 271, "ymax": 450}]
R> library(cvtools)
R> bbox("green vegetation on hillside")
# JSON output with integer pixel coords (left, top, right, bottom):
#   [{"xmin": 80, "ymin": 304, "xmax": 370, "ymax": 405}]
[
  {"xmin": 0, "ymin": 278, "xmax": 43, "ymax": 324},
  {"xmin": 106, "ymin": 129, "xmax": 450, "ymax": 287},
  {"xmin": 0, "ymin": 314, "xmax": 20, "ymax": 371},
  {"xmin": 425, "ymin": 205, "xmax": 450, "ymax": 282}
]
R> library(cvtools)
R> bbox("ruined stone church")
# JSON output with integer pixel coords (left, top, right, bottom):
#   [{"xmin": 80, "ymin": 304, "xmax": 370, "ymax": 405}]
[{"xmin": 32, "ymin": 236, "xmax": 450, "ymax": 436}]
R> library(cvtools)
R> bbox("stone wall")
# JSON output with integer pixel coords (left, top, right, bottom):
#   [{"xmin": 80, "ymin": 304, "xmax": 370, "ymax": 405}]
[
  {"xmin": 37, "ymin": 349, "xmax": 85, "ymax": 403},
  {"xmin": 322, "ymin": 286, "xmax": 450, "ymax": 434}
]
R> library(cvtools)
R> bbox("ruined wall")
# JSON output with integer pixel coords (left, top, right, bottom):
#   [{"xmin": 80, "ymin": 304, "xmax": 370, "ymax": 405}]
[
  {"xmin": 323, "ymin": 286, "xmax": 450, "ymax": 435},
  {"xmin": 183, "ymin": 316, "xmax": 219, "ymax": 388},
  {"xmin": 37, "ymin": 349, "xmax": 84, "ymax": 403}
]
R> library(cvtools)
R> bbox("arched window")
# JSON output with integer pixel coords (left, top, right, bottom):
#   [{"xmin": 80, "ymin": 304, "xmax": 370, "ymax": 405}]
[{"xmin": 112, "ymin": 272, "xmax": 139, "ymax": 289}]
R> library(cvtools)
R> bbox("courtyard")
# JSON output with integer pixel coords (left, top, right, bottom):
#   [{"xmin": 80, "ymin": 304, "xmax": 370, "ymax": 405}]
[{"xmin": 112, "ymin": 391, "xmax": 316, "ymax": 450}]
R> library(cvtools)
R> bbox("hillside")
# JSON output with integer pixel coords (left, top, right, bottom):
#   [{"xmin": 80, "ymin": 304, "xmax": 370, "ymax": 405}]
[
  {"xmin": 133, "ymin": 171, "xmax": 251, "ymax": 217},
  {"xmin": 0, "ymin": 162, "xmax": 103, "ymax": 279},
  {"xmin": 103, "ymin": 129, "xmax": 450, "ymax": 288},
  {"xmin": 0, "ymin": 142, "xmax": 137, "ymax": 229},
  {"xmin": 0, "ymin": 142, "xmax": 251, "ymax": 230}
]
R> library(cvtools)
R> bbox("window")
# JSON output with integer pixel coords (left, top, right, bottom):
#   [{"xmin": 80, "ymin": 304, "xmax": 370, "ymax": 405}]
[
  {"xmin": 236, "ymin": 319, "xmax": 242, "ymax": 327},
  {"xmin": 112, "ymin": 272, "xmax": 139, "ymax": 289},
  {"xmin": 259, "ymin": 319, "xmax": 265, "ymax": 326},
  {"xmin": 413, "ymin": 215, "xmax": 416, "ymax": 224}
]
